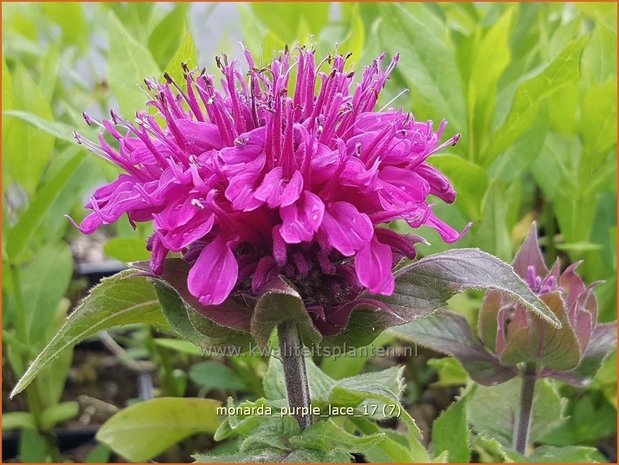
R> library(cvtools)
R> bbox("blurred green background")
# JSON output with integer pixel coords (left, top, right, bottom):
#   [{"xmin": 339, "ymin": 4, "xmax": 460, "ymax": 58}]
[{"xmin": 2, "ymin": 2, "xmax": 617, "ymax": 462}]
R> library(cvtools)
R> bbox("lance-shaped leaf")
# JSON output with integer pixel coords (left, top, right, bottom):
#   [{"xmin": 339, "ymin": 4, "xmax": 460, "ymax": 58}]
[
  {"xmin": 542, "ymin": 322, "xmax": 617, "ymax": 387},
  {"xmin": 251, "ymin": 276, "xmax": 322, "ymax": 347},
  {"xmin": 11, "ymin": 270, "xmax": 167, "ymax": 398},
  {"xmin": 326, "ymin": 248, "xmax": 560, "ymax": 349},
  {"xmin": 499, "ymin": 292, "xmax": 582, "ymax": 371},
  {"xmin": 391, "ymin": 310, "xmax": 517, "ymax": 385},
  {"xmin": 385, "ymin": 248, "xmax": 559, "ymax": 327}
]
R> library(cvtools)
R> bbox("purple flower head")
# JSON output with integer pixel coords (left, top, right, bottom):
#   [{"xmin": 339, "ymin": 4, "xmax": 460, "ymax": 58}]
[
  {"xmin": 72, "ymin": 47, "xmax": 468, "ymax": 335},
  {"xmin": 479, "ymin": 223, "xmax": 615, "ymax": 379}
]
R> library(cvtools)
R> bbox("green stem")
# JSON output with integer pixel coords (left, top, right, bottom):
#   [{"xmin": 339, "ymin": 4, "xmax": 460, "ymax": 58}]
[
  {"xmin": 514, "ymin": 363, "xmax": 537, "ymax": 455},
  {"xmin": 278, "ymin": 320, "xmax": 312, "ymax": 429}
]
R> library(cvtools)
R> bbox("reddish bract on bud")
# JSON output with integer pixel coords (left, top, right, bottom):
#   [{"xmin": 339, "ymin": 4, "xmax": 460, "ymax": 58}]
[{"xmin": 479, "ymin": 223, "xmax": 615, "ymax": 383}]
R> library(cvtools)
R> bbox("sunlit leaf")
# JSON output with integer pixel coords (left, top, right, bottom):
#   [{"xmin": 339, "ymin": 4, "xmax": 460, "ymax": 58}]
[
  {"xmin": 4, "ymin": 65, "xmax": 55, "ymax": 195},
  {"xmin": 97, "ymin": 397, "xmax": 221, "ymax": 461},
  {"xmin": 483, "ymin": 36, "xmax": 589, "ymax": 164},
  {"xmin": 107, "ymin": 11, "xmax": 160, "ymax": 116}
]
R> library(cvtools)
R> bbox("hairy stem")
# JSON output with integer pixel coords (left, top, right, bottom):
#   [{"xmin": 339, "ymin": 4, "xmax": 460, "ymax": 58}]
[
  {"xmin": 278, "ymin": 320, "xmax": 312, "ymax": 429},
  {"xmin": 514, "ymin": 363, "xmax": 537, "ymax": 455}
]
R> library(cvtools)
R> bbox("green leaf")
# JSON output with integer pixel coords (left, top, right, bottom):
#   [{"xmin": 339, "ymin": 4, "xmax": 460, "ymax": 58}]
[
  {"xmin": 391, "ymin": 310, "xmax": 517, "ymax": 386},
  {"xmin": 475, "ymin": 182, "xmax": 516, "ymax": 260},
  {"xmin": 432, "ymin": 393, "xmax": 470, "ymax": 462},
  {"xmin": 164, "ymin": 28, "xmax": 197, "ymax": 86},
  {"xmin": 23, "ymin": 243, "xmax": 73, "ymax": 344},
  {"xmin": 290, "ymin": 418, "xmax": 385, "ymax": 453},
  {"xmin": 526, "ymin": 445, "xmax": 603, "ymax": 463},
  {"xmin": 2, "ymin": 57, "xmax": 12, "ymax": 110},
  {"xmin": 467, "ymin": 7, "xmax": 514, "ymax": 156},
  {"xmin": 339, "ymin": 5, "xmax": 365, "ymax": 66},
  {"xmin": 11, "ymin": 270, "xmax": 167, "ymax": 397},
  {"xmin": 148, "ymin": 4, "xmax": 190, "ymax": 68},
  {"xmin": 189, "ymin": 361, "xmax": 248, "ymax": 392},
  {"xmin": 3, "ymin": 110, "xmax": 83, "ymax": 144},
  {"xmin": 467, "ymin": 378, "xmax": 566, "ymax": 447},
  {"xmin": 39, "ymin": 45, "xmax": 60, "ymax": 100},
  {"xmin": 43, "ymin": 3, "xmax": 88, "ymax": 48},
  {"xmin": 379, "ymin": 3, "xmax": 467, "ymax": 134},
  {"xmin": 19, "ymin": 429, "xmax": 48, "ymax": 463},
  {"xmin": 488, "ymin": 109, "xmax": 548, "ymax": 182},
  {"xmin": 581, "ymin": 79, "xmax": 617, "ymax": 158},
  {"xmin": 320, "ymin": 332, "xmax": 393, "ymax": 380},
  {"xmin": 315, "ymin": 369, "xmax": 423, "ymax": 446},
  {"xmin": 541, "ymin": 389, "xmax": 616, "ymax": 445},
  {"xmin": 429, "ymin": 154, "xmax": 488, "ymax": 220},
  {"xmin": 2, "ymin": 412, "xmax": 35, "ymax": 431},
  {"xmin": 582, "ymin": 16, "xmax": 617, "ymax": 85},
  {"xmin": 107, "ymin": 11, "xmax": 160, "ymax": 116},
  {"xmin": 38, "ymin": 299, "xmax": 74, "ymax": 407},
  {"xmin": 103, "ymin": 237, "xmax": 150, "ymax": 262},
  {"xmin": 97, "ymin": 397, "xmax": 221, "ymax": 462},
  {"xmin": 41, "ymin": 401, "xmax": 79, "ymax": 431},
  {"xmin": 6, "ymin": 151, "xmax": 86, "ymax": 263},
  {"xmin": 4, "ymin": 64, "xmax": 55, "ymax": 195},
  {"xmin": 483, "ymin": 36, "xmax": 589, "ymax": 164},
  {"xmin": 427, "ymin": 357, "xmax": 469, "ymax": 387},
  {"xmin": 263, "ymin": 355, "xmax": 335, "ymax": 402},
  {"xmin": 250, "ymin": 3, "xmax": 330, "ymax": 43},
  {"xmin": 154, "ymin": 338, "xmax": 203, "ymax": 356},
  {"xmin": 251, "ymin": 276, "xmax": 321, "ymax": 347},
  {"xmin": 194, "ymin": 448, "xmax": 350, "ymax": 463},
  {"xmin": 85, "ymin": 443, "xmax": 112, "ymax": 463},
  {"xmin": 352, "ymin": 418, "xmax": 420, "ymax": 462}
]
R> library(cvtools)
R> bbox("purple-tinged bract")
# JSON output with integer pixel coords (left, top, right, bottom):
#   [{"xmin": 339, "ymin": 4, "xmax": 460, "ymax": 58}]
[
  {"xmin": 479, "ymin": 223, "xmax": 616, "ymax": 382},
  {"xmin": 72, "ymin": 48, "xmax": 468, "ymax": 333}
]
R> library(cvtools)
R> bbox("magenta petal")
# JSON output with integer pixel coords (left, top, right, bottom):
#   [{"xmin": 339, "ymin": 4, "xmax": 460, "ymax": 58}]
[
  {"xmin": 160, "ymin": 212, "xmax": 215, "ymax": 251},
  {"xmin": 321, "ymin": 201, "xmax": 373, "ymax": 256},
  {"xmin": 280, "ymin": 191, "xmax": 325, "ymax": 243},
  {"xmin": 255, "ymin": 168, "xmax": 304, "ymax": 208},
  {"xmin": 355, "ymin": 235, "xmax": 394, "ymax": 295},
  {"xmin": 254, "ymin": 166, "xmax": 284, "ymax": 207},
  {"xmin": 75, "ymin": 212, "xmax": 103, "ymax": 234},
  {"xmin": 225, "ymin": 170, "xmax": 264, "ymax": 211},
  {"xmin": 174, "ymin": 119, "xmax": 223, "ymax": 152},
  {"xmin": 188, "ymin": 235, "xmax": 238, "ymax": 305},
  {"xmin": 149, "ymin": 233, "xmax": 169, "ymax": 275},
  {"xmin": 426, "ymin": 212, "xmax": 470, "ymax": 243},
  {"xmin": 416, "ymin": 163, "xmax": 456, "ymax": 203},
  {"xmin": 280, "ymin": 170, "xmax": 304, "ymax": 207}
]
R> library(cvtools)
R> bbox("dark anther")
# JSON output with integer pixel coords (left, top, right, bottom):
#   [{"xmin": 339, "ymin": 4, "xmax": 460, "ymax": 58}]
[{"xmin": 163, "ymin": 72, "xmax": 174, "ymax": 84}]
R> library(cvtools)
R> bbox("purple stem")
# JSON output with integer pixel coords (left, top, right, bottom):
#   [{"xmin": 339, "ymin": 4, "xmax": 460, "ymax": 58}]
[
  {"xmin": 278, "ymin": 320, "xmax": 312, "ymax": 429},
  {"xmin": 514, "ymin": 363, "xmax": 537, "ymax": 454}
]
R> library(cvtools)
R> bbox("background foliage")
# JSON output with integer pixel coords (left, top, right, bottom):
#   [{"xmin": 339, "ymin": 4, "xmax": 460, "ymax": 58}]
[{"xmin": 2, "ymin": 2, "xmax": 616, "ymax": 463}]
